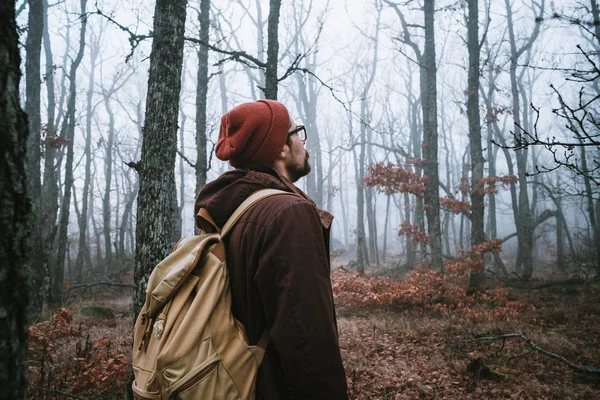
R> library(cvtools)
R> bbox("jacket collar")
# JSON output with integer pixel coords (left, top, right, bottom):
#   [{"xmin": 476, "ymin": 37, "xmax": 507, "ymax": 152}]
[
  {"xmin": 274, "ymin": 170, "xmax": 334, "ymax": 229},
  {"xmin": 195, "ymin": 165, "xmax": 333, "ymax": 230}
]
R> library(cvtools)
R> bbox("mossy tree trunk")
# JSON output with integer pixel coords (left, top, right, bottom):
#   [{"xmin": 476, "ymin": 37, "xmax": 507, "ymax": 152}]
[
  {"xmin": 133, "ymin": 0, "xmax": 188, "ymax": 318},
  {"xmin": 25, "ymin": 0, "xmax": 43, "ymax": 316},
  {"xmin": 0, "ymin": 1, "xmax": 33, "ymax": 397}
]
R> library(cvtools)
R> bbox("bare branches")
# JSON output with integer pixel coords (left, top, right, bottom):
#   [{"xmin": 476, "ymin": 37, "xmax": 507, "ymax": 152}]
[
  {"xmin": 184, "ymin": 36, "xmax": 267, "ymax": 69},
  {"xmin": 491, "ymin": 44, "xmax": 600, "ymax": 185},
  {"xmin": 384, "ymin": 0, "xmax": 423, "ymax": 62},
  {"xmin": 468, "ymin": 333, "xmax": 600, "ymax": 376},
  {"xmin": 93, "ymin": 6, "xmax": 150, "ymax": 62},
  {"xmin": 514, "ymin": 0, "xmax": 545, "ymax": 60}
]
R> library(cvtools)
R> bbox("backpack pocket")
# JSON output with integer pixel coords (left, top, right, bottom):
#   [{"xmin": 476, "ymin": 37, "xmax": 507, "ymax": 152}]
[
  {"xmin": 132, "ymin": 366, "xmax": 161, "ymax": 399},
  {"xmin": 132, "ymin": 383, "xmax": 161, "ymax": 400},
  {"xmin": 166, "ymin": 354, "xmax": 239, "ymax": 399}
]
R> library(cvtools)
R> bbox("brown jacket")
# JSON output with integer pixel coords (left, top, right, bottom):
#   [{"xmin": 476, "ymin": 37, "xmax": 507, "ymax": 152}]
[{"xmin": 194, "ymin": 166, "xmax": 348, "ymax": 400}]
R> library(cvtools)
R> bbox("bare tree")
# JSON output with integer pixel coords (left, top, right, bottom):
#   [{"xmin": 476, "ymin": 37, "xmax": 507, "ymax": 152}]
[
  {"xmin": 75, "ymin": 22, "xmax": 104, "ymax": 282},
  {"xmin": 386, "ymin": 0, "xmax": 443, "ymax": 271},
  {"xmin": 52, "ymin": 0, "xmax": 88, "ymax": 308},
  {"xmin": 39, "ymin": 0, "xmax": 61, "ymax": 312},
  {"xmin": 504, "ymin": 0, "xmax": 545, "ymax": 280},
  {"xmin": 467, "ymin": 0, "xmax": 486, "ymax": 291}
]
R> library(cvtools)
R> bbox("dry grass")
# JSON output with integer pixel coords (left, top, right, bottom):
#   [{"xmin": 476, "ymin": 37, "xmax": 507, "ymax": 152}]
[{"xmin": 338, "ymin": 284, "xmax": 600, "ymax": 399}]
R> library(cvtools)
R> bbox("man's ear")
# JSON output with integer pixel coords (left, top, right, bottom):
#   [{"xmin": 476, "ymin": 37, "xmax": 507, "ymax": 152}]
[{"xmin": 279, "ymin": 142, "xmax": 290, "ymax": 159}]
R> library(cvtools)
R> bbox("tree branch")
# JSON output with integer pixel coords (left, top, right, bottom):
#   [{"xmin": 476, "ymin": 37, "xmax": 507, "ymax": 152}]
[
  {"xmin": 468, "ymin": 333, "xmax": 600, "ymax": 376},
  {"xmin": 184, "ymin": 36, "xmax": 267, "ymax": 68}
]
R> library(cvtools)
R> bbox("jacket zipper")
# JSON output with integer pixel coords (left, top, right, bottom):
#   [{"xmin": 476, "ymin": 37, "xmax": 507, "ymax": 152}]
[{"xmin": 167, "ymin": 355, "xmax": 220, "ymax": 396}]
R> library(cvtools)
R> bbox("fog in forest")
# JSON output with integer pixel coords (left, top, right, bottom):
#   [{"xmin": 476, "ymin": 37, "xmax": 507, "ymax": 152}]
[
  {"xmin": 5, "ymin": 0, "xmax": 600, "ymax": 398},
  {"xmin": 17, "ymin": 0, "xmax": 597, "ymax": 286}
]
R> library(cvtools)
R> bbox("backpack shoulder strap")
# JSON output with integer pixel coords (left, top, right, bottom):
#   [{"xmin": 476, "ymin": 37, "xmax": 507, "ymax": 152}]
[
  {"xmin": 221, "ymin": 188, "xmax": 294, "ymax": 238},
  {"xmin": 221, "ymin": 188, "xmax": 298, "ymax": 352}
]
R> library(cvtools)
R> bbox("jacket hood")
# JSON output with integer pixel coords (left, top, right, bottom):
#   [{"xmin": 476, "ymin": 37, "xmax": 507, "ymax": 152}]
[{"xmin": 194, "ymin": 166, "xmax": 317, "ymax": 231}]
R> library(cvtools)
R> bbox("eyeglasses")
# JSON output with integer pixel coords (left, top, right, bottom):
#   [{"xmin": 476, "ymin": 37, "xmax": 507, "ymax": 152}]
[{"xmin": 288, "ymin": 125, "xmax": 307, "ymax": 143}]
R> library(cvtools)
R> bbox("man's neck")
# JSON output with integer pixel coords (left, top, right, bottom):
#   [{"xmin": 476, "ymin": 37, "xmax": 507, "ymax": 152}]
[{"xmin": 271, "ymin": 160, "xmax": 292, "ymax": 182}]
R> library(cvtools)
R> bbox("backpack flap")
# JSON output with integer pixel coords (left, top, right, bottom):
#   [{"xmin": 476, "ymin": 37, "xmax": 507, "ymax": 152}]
[{"xmin": 143, "ymin": 234, "xmax": 220, "ymax": 320}]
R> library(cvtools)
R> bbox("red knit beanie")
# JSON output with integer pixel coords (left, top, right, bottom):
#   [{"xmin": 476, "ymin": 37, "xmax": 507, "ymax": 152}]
[{"xmin": 215, "ymin": 100, "xmax": 290, "ymax": 167}]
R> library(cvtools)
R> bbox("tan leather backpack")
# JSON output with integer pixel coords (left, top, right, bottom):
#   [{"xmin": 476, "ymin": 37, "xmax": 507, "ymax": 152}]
[{"xmin": 132, "ymin": 189, "xmax": 289, "ymax": 400}]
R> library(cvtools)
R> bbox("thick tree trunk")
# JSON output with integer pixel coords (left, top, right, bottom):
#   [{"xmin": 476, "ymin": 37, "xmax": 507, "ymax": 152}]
[
  {"xmin": 0, "ymin": 2, "xmax": 32, "ymax": 396},
  {"xmin": 264, "ymin": 0, "xmax": 281, "ymax": 99},
  {"xmin": 52, "ymin": 0, "xmax": 88, "ymax": 309},
  {"xmin": 195, "ymin": 0, "xmax": 210, "ymax": 194},
  {"xmin": 134, "ymin": 0, "xmax": 187, "ymax": 318},
  {"xmin": 467, "ymin": 0, "xmax": 486, "ymax": 292}
]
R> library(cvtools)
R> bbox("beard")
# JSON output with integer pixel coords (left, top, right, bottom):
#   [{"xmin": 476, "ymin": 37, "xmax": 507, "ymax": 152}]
[{"xmin": 287, "ymin": 150, "xmax": 311, "ymax": 183}]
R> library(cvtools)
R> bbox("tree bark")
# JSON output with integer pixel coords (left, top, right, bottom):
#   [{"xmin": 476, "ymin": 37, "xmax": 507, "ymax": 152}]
[
  {"xmin": 264, "ymin": 0, "xmax": 281, "ymax": 99},
  {"xmin": 25, "ymin": 0, "xmax": 44, "ymax": 317},
  {"xmin": 39, "ymin": 0, "xmax": 60, "ymax": 314},
  {"xmin": 467, "ymin": 0, "xmax": 486, "ymax": 292},
  {"xmin": 134, "ymin": 0, "xmax": 188, "ymax": 318},
  {"xmin": 195, "ymin": 0, "xmax": 210, "ymax": 194},
  {"xmin": 421, "ymin": 0, "xmax": 443, "ymax": 272},
  {"xmin": 0, "ymin": 1, "xmax": 32, "ymax": 396},
  {"xmin": 25, "ymin": 0, "xmax": 43, "ymax": 213}
]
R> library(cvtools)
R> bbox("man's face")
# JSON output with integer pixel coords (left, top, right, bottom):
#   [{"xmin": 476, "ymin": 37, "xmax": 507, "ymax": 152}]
[{"xmin": 285, "ymin": 121, "xmax": 311, "ymax": 182}]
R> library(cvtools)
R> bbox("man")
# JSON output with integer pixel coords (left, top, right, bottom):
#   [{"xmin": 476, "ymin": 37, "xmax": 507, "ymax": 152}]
[{"xmin": 194, "ymin": 100, "xmax": 348, "ymax": 399}]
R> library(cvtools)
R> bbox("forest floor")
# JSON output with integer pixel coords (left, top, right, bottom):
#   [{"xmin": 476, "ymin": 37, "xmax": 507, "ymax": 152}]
[{"xmin": 27, "ymin": 272, "xmax": 600, "ymax": 400}]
